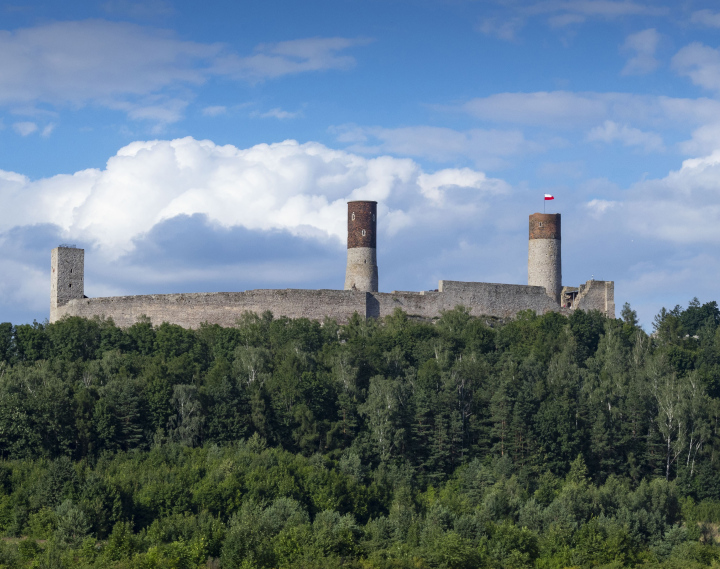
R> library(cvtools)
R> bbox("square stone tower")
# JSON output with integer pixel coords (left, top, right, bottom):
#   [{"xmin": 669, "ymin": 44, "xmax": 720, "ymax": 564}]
[{"xmin": 50, "ymin": 246, "xmax": 84, "ymax": 323}]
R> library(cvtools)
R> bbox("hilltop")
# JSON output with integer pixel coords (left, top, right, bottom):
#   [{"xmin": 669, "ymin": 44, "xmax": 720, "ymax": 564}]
[{"xmin": 0, "ymin": 300, "xmax": 716, "ymax": 567}]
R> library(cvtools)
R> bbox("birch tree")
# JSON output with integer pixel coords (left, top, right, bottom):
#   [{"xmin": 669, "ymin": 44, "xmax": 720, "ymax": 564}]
[
  {"xmin": 683, "ymin": 371, "xmax": 710, "ymax": 477},
  {"xmin": 648, "ymin": 355, "xmax": 687, "ymax": 480}
]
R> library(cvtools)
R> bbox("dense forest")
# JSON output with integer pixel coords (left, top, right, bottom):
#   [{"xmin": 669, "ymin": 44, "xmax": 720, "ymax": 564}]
[{"xmin": 0, "ymin": 300, "xmax": 717, "ymax": 567}]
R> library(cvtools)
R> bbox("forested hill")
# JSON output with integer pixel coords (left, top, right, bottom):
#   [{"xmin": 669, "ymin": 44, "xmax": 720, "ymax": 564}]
[{"xmin": 0, "ymin": 301, "xmax": 718, "ymax": 568}]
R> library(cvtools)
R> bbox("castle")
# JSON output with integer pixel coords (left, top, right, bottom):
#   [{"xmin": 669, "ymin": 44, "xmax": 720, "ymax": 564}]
[{"xmin": 49, "ymin": 202, "xmax": 615, "ymax": 327}]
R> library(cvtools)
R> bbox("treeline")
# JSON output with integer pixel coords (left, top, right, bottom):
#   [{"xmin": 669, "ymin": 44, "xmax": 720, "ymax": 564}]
[{"xmin": 0, "ymin": 300, "xmax": 717, "ymax": 567}]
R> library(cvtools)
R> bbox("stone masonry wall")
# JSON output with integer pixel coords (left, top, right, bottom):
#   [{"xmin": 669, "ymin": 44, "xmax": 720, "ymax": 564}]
[
  {"xmin": 528, "ymin": 239, "xmax": 562, "ymax": 303},
  {"xmin": 50, "ymin": 247, "xmax": 84, "ymax": 323},
  {"xmin": 344, "ymin": 247, "xmax": 378, "ymax": 292},
  {"xmin": 368, "ymin": 291, "xmax": 441, "ymax": 319},
  {"xmin": 574, "ymin": 280, "xmax": 615, "ymax": 318},
  {"xmin": 367, "ymin": 281, "xmax": 566, "ymax": 320},
  {"xmin": 53, "ymin": 289, "xmax": 369, "ymax": 328},
  {"xmin": 52, "ymin": 281, "xmax": 614, "ymax": 328},
  {"xmin": 437, "ymin": 280, "xmax": 564, "ymax": 317}
]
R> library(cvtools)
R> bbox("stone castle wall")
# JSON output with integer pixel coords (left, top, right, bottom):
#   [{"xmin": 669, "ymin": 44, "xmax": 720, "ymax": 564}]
[
  {"xmin": 368, "ymin": 281, "xmax": 566, "ymax": 320},
  {"xmin": 438, "ymin": 280, "xmax": 565, "ymax": 317},
  {"xmin": 575, "ymin": 280, "xmax": 615, "ymax": 317},
  {"xmin": 53, "ymin": 289, "xmax": 369, "ymax": 328},
  {"xmin": 52, "ymin": 279, "xmax": 614, "ymax": 328}
]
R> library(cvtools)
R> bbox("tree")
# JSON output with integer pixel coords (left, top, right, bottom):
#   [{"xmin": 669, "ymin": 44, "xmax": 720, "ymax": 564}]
[
  {"xmin": 682, "ymin": 371, "xmax": 710, "ymax": 478},
  {"xmin": 46, "ymin": 316, "xmax": 101, "ymax": 361},
  {"xmin": 167, "ymin": 384, "xmax": 204, "ymax": 447},
  {"xmin": 94, "ymin": 380, "xmax": 145, "ymax": 452},
  {"xmin": 648, "ymin": 354, "xmax": 687, "ymax": 480},
  {"xmin": 0, "ymin": 323, "xmax": 14, "ymax": 363},
  {"xmin": 201, "ymin": 358, "xmax": 249, "ymax": 444},
  {"xmin": 360, "ymin": 375, "xmax": 407, "ymax": 462},
  {"xmin": 622, "ymin": 302, "xmax": 639, "ymax": 328},
  {"xmin": 55, "ymin": 499, "xmax": 90, "ymax": 545},
  {"xmin": 14, "ymin": 321, "xmax": 48, "ymax": 362}
]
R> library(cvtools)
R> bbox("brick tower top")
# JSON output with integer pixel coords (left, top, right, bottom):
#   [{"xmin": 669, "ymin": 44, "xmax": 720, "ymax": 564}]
[
  {"xmin": 347, "ymin": 201, "xmax": 377, "ymax": 249},
  {"xmin": 529, "ymin": 213, "xmax": 561, "ymax": 240}
]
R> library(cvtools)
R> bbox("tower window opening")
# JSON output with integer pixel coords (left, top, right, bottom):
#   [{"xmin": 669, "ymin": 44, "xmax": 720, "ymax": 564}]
[
  {"xmin": 68, "ymin": 284, "xmax": 72, "ymax": 288},
  {"xmin": 70, "ymin": 268, "xmax": 73, "ymax": 273},
  {"xmin": 351, "ymin": 213, "xmax": 355, "ymax": 220},
  {"xmin": 372, "ymin": 214, "xmax": 375, "ymax": 222},
  {"xmin": 362, "ymin": 229, "xmax": 366, "ymax": 236}
]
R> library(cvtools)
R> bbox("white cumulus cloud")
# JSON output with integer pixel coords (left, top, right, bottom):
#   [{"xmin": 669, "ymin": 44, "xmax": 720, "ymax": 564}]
[
  {"xmin": 590, "ymin": 149, "xmax": 720, "ymax": 244},
  {"xmin": 0, "ymin": 137, "xmax": 509, "ymax": 259}
]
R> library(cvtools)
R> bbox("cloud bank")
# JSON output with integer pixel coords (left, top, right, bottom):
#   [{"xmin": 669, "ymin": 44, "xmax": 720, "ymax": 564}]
[{"xmin": 0, "ymin": 137, "xmax": 508, "ymax": 260}]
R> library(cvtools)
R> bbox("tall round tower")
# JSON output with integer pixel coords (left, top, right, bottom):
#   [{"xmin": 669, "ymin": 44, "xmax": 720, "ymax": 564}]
[
  {"xmin": 344, "ymin": 200, "xmax": 378, "ymax": 292},
  {"xmin": 528, "ymin": 213, "xmax": 561, "ymax": 304}
]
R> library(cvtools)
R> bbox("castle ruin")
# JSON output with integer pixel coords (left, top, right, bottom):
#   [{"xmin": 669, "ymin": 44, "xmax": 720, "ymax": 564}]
[{"xmin": 50, "ymin": 203, "xmax": 615, "ymax": 327}]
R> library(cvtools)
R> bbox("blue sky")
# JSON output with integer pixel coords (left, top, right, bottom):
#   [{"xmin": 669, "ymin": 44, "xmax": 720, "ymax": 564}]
[{"xmin": 2, "ymin": 0, "xmax": 720, "ymax": 328}]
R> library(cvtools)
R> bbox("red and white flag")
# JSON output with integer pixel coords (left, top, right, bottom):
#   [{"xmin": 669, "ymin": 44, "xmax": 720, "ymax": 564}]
[{"xmin": 544, "ymin": 194, "xmax": 555, "ymax": 201}]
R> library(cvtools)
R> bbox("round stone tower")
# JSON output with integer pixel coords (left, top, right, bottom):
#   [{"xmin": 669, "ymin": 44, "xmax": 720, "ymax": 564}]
[
  {"xmin": 344, "ymin": 200, "xmax": 378, "ymax": 292},
  {"xmin": 528, "ymin": 213, "xmax": 561, "ymax": 304}
]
